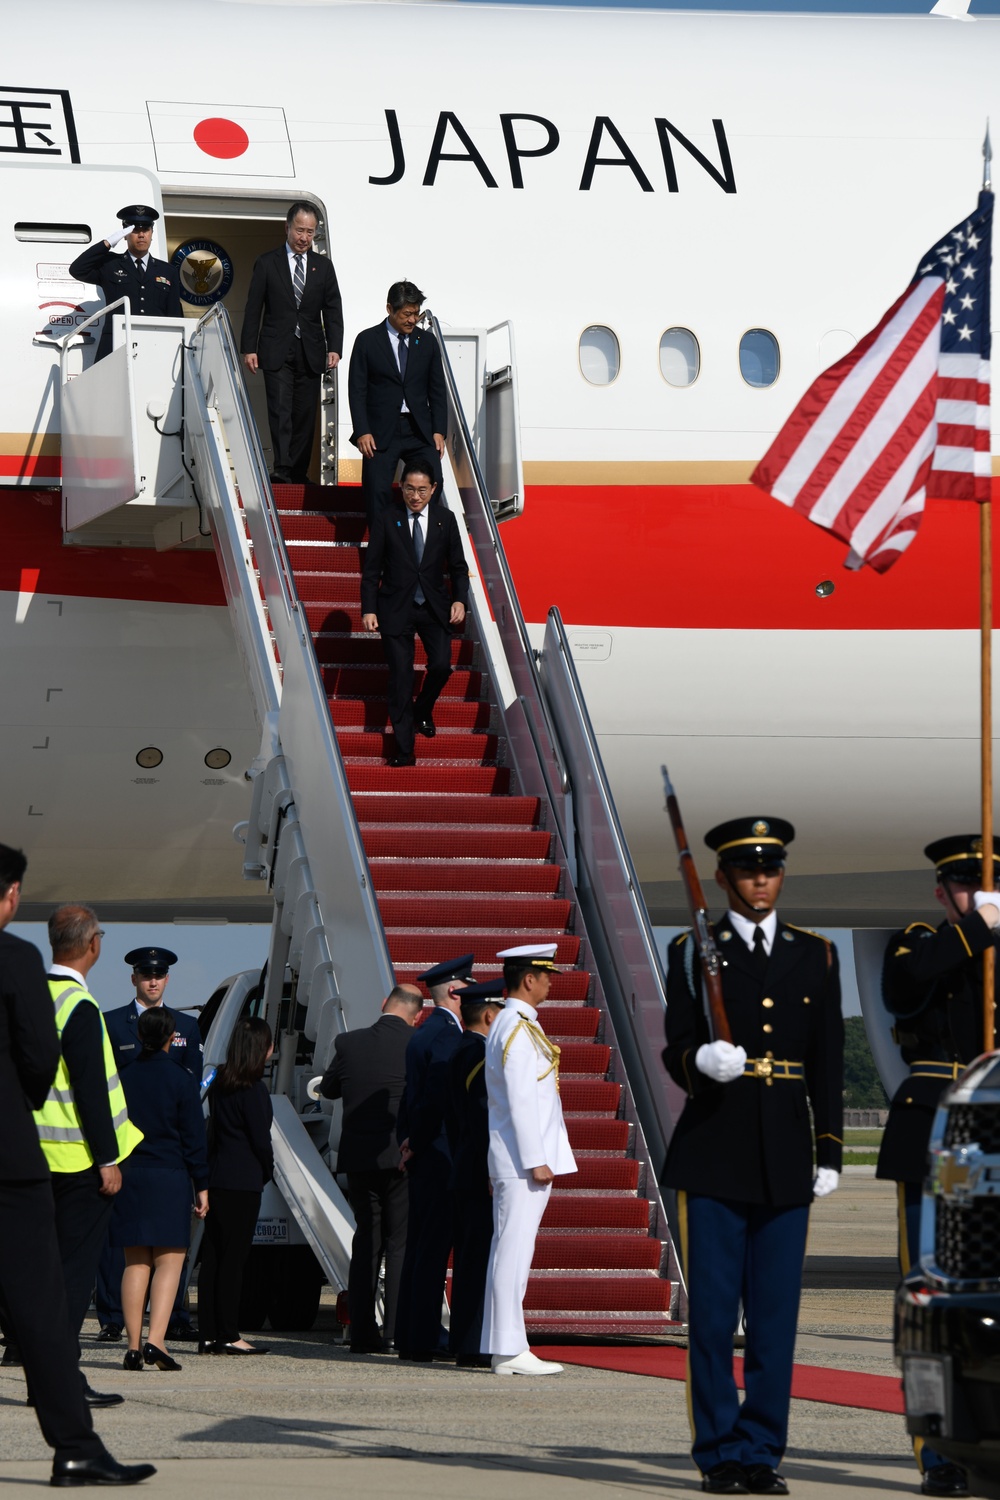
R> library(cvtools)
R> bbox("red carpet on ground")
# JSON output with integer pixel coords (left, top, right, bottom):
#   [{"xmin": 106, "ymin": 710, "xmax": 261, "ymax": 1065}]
[{"xmin": 539, "ymin": 1346, "xmax": 905, "ymax": 1415}]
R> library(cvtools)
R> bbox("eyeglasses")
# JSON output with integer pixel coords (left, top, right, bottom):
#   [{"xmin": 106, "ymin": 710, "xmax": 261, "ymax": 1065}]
[
  {"xmin": 95, "ymin": 930, "xmax": 106, "ymax": 939},
  {"xmin": 402, "ymin": 485, "xmax": 432, "ymax": 496}
]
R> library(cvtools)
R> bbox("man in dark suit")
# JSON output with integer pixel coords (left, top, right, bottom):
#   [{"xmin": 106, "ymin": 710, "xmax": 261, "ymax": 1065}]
[
  {"xmin": 662, "ymin": 818, "xmax": 843, "ymax": 1498},
  {"xmin": 446, "ymin": 978, "xmax": 504, "ymax": 1367},
  {"xmin": 97, "ymin": 945, "xmax": 201, "ymax": 1341},
  {"xmin": 240, "ymin": 200, "xmax": 344, "ymax": 484},
  {"xmin": 0, "ymin": 843, "xmax": 154, "ymax": 1486},
  {"xmin": 348, "ymin": 280, "xmax": 447, "ymax": 522},
  {"xmin": 318, "ymin": 984, "xmax": 422, "ymax": 1353},
  {"xmin": 69, "ymin": 204, "xmax": 181, "ymax": 362},
  {"xmin": 361, "ymin": 462, "xmax": 469, "ymax": 767},
  {"xmin": 394, "ymin": 955, "xmax": 472, "ymax": 1361},
  {"xmin": 875, "ymin": 835, "xmax": 1000, "ymax": 1500}
]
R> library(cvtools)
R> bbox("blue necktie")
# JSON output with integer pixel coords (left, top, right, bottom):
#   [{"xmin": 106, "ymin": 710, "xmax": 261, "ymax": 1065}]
[{"xmin": 412, "ymin": 513, "xmax": 425, "ymax": 604}]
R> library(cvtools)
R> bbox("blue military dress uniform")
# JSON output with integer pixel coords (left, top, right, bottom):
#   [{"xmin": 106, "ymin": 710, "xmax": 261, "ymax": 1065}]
[
  {"xmin": 68, "ymin": 204, "xmax": 181, "ymax": 362},
  {"xmin": 103, "ymin": 1002, "xmax": 202, "ymax": 1079},
  {"xmin": 446, "ymin": 1007, "xmax": 496, "ymax": 1358}
]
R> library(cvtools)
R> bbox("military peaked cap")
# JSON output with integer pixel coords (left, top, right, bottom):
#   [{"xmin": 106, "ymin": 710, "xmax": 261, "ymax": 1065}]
[
  {"xmin": 705, "ymin": 817, "xmax": 795, "ymax": 867},
  {"xmin": 416, "ymin": 953, "xmax": 475, "ymax": 987},
  {"xmin": 124, "ymin": 945, "xmax": 177, "ymax": 973},
  {"xmin": 117, "ymin": 204, "xmax": 159, "ymax": 228},
  {"xmin": 925, "ymin": 834, "xmax": 1000, "ymax": 881}
]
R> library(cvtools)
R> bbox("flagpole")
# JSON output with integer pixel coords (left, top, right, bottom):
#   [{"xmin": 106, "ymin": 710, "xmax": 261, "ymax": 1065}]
[{"xmin": 983, "ymin": 122, "xmax": 995, "ymax": 1057}]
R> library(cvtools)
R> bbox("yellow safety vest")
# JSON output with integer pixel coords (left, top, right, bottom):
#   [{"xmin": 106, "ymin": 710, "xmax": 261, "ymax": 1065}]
[{"xmin": 34, "ymin": 980, "xmax": 143, "ymax": 1173}]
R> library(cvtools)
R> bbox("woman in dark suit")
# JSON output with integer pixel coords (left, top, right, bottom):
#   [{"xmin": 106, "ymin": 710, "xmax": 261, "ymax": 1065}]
[
  {"xmin": 112, "ymin": 1007, "xmax": 208, "ymax": 1372},
  {"xmin": 197, "ymin": 1018, "xmax": 274, "ymax": 1356}
]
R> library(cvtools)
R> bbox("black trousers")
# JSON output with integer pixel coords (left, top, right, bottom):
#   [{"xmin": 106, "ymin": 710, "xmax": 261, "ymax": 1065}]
[
  {"xmin": 345, "ymin": 1168, "xmax": 408, "ymax": 1347},
  {"xmin": 0, "ymin": 1178, "xmax": 103, "ymax": 1461},
  {"xmin": 394, "ymin": 1167, "xmax": 453, "ymax": 1355},
  {"xmin": 263, "ymin": 338, "xmax": 321, "ymax": 483},
  {"xmin": 197, "ymin": 1187, "xmax": 261, "ymax": 1345},
  {"xmin": 51, "ymin": 1167, "xmax": 114, "ymax": 1353},
  {"xmin": 449, "ymin": 1187, "xmax": 493, "ymax": 1355},
  {"xmin": 381, "ymin": 601, "xmax": 452, "ymax": 756},
  {"xmin": 361, "ymin": 414, "xmax": 443, "ymax": 524}
]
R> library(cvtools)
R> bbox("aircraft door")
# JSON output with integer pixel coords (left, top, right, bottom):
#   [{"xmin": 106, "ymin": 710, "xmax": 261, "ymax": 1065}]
[{"xmin": 0, "ymin": 159, "xmax": 164, "ymax": 487}]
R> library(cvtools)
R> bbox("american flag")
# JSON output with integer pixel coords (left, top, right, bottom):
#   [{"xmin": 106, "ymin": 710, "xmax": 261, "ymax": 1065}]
[{"xmin": 751, "ymin": 190, "xmax": 993, "ymax": 573}]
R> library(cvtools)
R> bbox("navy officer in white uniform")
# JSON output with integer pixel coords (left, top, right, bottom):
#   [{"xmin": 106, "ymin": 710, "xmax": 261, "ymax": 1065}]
[
  {"xmin": 68, "ymin": 205, "xmax": 182, "ymax": 363},
  {"xmin": 481, "ymin": 943, "xmax": 577, "ymax": 1375}
]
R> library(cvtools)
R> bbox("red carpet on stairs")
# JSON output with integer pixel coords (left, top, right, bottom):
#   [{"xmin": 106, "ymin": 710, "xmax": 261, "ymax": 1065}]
[{"xmin": 538, "ymin": 1345, "xmax": 905, "ymax": 1414}]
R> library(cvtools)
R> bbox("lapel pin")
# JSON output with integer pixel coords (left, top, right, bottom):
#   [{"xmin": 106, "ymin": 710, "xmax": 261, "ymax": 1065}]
[
  {"xmin": 782, "ymin": 931, "xmax": 795, "ymax": 942},
  {"xmin": 719, "ymin": 931, "xmax": 732, "ymax": 942}
]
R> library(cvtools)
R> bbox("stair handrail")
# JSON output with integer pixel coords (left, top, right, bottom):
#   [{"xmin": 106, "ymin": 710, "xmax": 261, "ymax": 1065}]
[{"xmin": 185, "ymin": 303, "xmax": 395, "ymax": 1013}]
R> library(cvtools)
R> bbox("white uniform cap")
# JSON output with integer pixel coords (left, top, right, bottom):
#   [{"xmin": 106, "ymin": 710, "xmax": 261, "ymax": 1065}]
[{"xmin": 496, "ymin": 944, "xmax": 559, "ymax": 961}]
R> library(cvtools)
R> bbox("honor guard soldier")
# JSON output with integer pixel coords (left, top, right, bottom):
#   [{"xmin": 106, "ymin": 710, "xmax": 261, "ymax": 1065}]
[
  {"xmin": 97, "ymin": 947, "xmax": 202, "ymax": 1342},
  {"xmin": 662, "ymin": 818, "xmax": 844, "ymax": 1496},
  {"xmin": 394, "ymin": 953, "xmax": 472, "ymax": 1360},
  {"xmin": 446, "ymin": 977, "xmax": 505, "ymax": 1367},
  {"xmin": 876, "ymin": 835, "xmax": 1000, "ymax": 1500},
  {"xmin": 481, "ymin": 945, "xmax": 577, "ymax": 1376},
  {"xmin": 69, "ymin": 206, "xmax": 181, "ymax": 363}
]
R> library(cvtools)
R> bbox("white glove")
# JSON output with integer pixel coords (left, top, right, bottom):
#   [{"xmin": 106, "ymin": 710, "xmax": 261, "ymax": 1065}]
[
  {"xmin": 107, "ymin": 224, "xmax": 133, "ymax": 247},
  {"xmin": 813, "ymin": 1167, "xmax": 839, "ymax": 1198},
  {"xmin": 974, "ymin": 891, "xmax": 1000, "ymax": 926},
  {"xmin": 695, "ymin": 1040, "xmax": 748, "ymax": 1083}
]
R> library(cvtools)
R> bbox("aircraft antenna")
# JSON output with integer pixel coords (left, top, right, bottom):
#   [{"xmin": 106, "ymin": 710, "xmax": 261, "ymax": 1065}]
[{"xmin": 984, "ymin": 121, "xmax": 993, "ymax": 192}]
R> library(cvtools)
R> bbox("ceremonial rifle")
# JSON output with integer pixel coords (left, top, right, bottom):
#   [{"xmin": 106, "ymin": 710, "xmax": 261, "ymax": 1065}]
[{"xmin": 661, "ymin": 766, "xmax": 732, "ymax": 1045}]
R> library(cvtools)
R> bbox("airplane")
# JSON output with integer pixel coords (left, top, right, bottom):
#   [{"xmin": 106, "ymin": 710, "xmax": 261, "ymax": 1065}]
[{"xmin": 2, "ymin": 0, "xmax": 1000, "ymax": 932}]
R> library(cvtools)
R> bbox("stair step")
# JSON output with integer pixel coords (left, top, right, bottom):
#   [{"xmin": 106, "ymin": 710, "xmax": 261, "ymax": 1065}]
[
  {"xmin": 368, "ymin": 860, "xmax": 562, "ymax": 895},
  {"xmin": 322, "ymin": 666, "xmax": 483, "ymax": 699},
  {"xmin": 540, "ymin": 1008, "xmax": 600, "ymax": 1040},
  {"xmin": 360, "ymin": 827, "xmax": 551, "ymax": 860},
  {"xmin": 305, "ymin": 604, "xmax": 368, "ymax": 633},
  {"xmin": 314, "ymin": 635, "xmax": 475, "ymax": 668},
  {"xmin": 386, "ymin": 933, "xmax": 581, "ymax": 966},
  {"xmin": 338, "ymin": 733, "xmax": 498, "ymax": 764},
  {"xmin": 297, "ymin": 576, "xmax": 367, "ymax": 605},
  {"xmin": 331, "ymin": 700, "xmax": 494, "ymax": 732},
  {"xmin": 529, "ymin": 1234, "xmax": 661, "ymax": 1271},
  {"xmin": 279, "ymin": 513, "xmax": 367, "ymax": 543},
  {"xmin": 393, "ymin": 967, "xmax": 592, "ymax": 1002},
  {"xmin": 352, "ymin": 794, "xmax": 541, "ymax": 826},
  {"xmin": 553, "ymin": 1159, "xmax": 639, "ymax": 1192},
  {"xmin": 274, "ymin": 484, "xmax": 362, "ymax": 514},
  {"xmin": 559, "ymin": 1080, "xmax": 621, "ymax": 1112},
  {"xmin": 345, "ymin": 763, "xmax": 510, "ymax": 795},
  {"xmin": 552, "ymin": 1043, "xmax": 610, "ymax": 1074},
  {"xmin": 285, "ymin": 546, "xmax": 362, "ymax": 574},
  {"xmin": 522, "ymin": 1277, "xmax": 671, "ymax": 1312},
  {"xmin": 565, "ymin": 1117, "xmax": 630, "ymax": 1151},
  {"xmin": 378, "ymin": 895, "xmax": 571, "ymax": 930},
  {"xmin": 541, "ymin": 1197, "xmax": 648, "ymax": 1232}
]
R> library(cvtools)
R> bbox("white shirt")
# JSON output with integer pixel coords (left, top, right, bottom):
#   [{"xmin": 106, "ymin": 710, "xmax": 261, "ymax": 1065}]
[
  {"xmin": 132, "ymin": 254, "xmax": 147, "ymax": 273},
  {"xmin": 285, "ymin": 241, "xmax": 306, "ymax": 284},
  {"xmin": 727, "ymin": 908, "xmax": 778, "ymax": 957},
  {"xmin": 49, "ymin": 962, "xmax": 87, "ymax": 986},
  {"xmin": 408, "ymin": 508, "xmax": 425, "ymax": 549},
  {"xmin": 484, "ymin": 998, "xmax": 577, "ymax": 1180},
  {"xmin": 385, "ymin": 318, "xmax": 410, "ymax": 413}
]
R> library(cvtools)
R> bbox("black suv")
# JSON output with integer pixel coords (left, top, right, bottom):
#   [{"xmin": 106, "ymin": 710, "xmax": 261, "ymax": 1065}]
[{"xmin": 896, "ymin": 1053, "xmax": 1000, "ymax": 1497}]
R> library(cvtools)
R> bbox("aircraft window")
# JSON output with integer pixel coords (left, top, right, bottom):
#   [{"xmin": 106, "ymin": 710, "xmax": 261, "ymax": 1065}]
[
  {"xmin": 659, "ymin": 328, "xmax": 700, "ymax": 387},
  {"xmin": 579, "ymin": 326, "xmax": 620, "ymax": 385},
  {"xmin": 15, "ymin": 222, "xmax": 91, "ymax": 244},
  {"xmin": 739, "ymin": 329, "xmax": 780, "ymax": 388}
]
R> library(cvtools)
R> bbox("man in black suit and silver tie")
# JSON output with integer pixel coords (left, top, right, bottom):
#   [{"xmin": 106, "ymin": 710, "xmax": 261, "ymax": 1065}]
[
  {"xmin": 240, "ymin": 201, "xmax": 344, "ymax": 484},
  {"xmin": 348, "ymin": 280, "xmax": 447, "ymax": 523},
  {"xmin": 361, "ymin": 462, "xmax": 469, "ymax": 767}
]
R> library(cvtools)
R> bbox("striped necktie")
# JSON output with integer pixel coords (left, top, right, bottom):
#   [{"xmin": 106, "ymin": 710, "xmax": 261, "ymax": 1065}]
[
  {"xmin": 412, "ymin": 513, "xmax": 425, "ymax": 604},
  {"xmin": 293, "ymin": 253, "xmax": 305, "ymax": 338}
]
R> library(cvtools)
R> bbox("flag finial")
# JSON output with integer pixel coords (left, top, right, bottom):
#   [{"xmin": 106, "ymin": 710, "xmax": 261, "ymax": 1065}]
[{"xmin": 984, "ymin": 121, "xmax": 992, "ymax": 191}]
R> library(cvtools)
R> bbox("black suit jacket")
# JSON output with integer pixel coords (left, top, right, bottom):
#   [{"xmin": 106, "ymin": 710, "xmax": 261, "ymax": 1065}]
[
  {"xmin": 348, "ymin": 322, "xmax": 447, "ymax": 449},
  {"xmin": 361, "ymin": 500, "xmax": 469, "ymax": 633},
  {"xmin": 447, "ymin": 1031, "xmax": 490, "ymax": 1196},
  {"xmin": 876, "ymin": 912, "xmax": 998, "ymax": 1184},
  {"xmin": 319, "ymin": 1013, "xmax": 411, "ymax": 1173},
  {"xmin": 68, "ymin": 242, "xmax": 182, "ymax": 361},
  {"xmin": 0, "ymin": 931, "xmax": 60, "ymax": 1180},
  {"xmin": 662, "ymin": 914, "xmax": 843, "ymax": 1206},
  {"xmin": 240, "ymin": 246, "xmax": 343, "ymax": 376}
]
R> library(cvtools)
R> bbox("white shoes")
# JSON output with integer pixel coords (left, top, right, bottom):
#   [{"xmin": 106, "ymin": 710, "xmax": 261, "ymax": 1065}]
[{"xmin": 491, "ymin": 1350, "xmax": 564, "ymax": 1376}]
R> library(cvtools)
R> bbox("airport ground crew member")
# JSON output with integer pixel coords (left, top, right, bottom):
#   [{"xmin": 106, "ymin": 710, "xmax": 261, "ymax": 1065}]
[
  {"xmin": 69, "ymin": 205, "xmax": 181, "ymax": 362},
  {"xmin": 662, "ymin": 817, "xmax": 843, "ymax": 1496},
  {"xmin": 481, "ymin": 944, "xmax": 577, "ymax": 1376},
  {"xmin": 446, "ymin": 977, "xmax": 505, "ymax": 1366},
  {"xmin": 876, "ymin": 834, "xmax": 1000, "ymax": 1499},
  {"xmin": 394, "ymin": 954, "xmax": 471, "ymax": 1359}
]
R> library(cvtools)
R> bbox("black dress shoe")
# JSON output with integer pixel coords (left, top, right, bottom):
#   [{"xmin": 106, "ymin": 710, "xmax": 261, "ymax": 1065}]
[
  {"xmin": 455, "ymin": 1353, "xmax": 492, "ymax": 1368},
  {"xmin": 415, "ymin": 718, "xmax": 436, "ymax": 738},
  {"xmin": 388, "ymin": 753, "xmax": 416, "ymax": 768},
  {"xmin": 921, "ymin": 1464, "xmax": 970, "ymax": 1497},
  {"xmin": 220, "ymin": 1342, "xmax": 270, "ymax": 1355},
  {"xmin": 1, "ymin": 1344, "xmax": 22, "ymax": 1366},
  {"xmin": 122, "ymin": 1350, "xmax": 143, "ymax": 1372},
  {"xmin": 702, "ymin": 1463, "xmax": 749, "ymax": 1495},
  {"xmin": 96, "ymin": 1323, "xmax": 123, "ymax": 1344},
  {"xmin": 744, "ymin": 1467, "xmax": 789, "ymax": 1496},
  {"xmin": 197, "ymin": 1341, "xmax": 219, "ymax": 1355},
  {"xmin": 51, "ymin": 1453, "xmax": 157, "ymax": 1487},
  {"xmin": 83, "ymin": 1383, "xmax": 125, "ymax": 1409},
  {"xmin": 165, "ymin": 1320, "xmax": 198, "ymax": 1342},
  {"xmin": 142, "ymin": 1342, "xmax": 181, "ymax": 1372}
]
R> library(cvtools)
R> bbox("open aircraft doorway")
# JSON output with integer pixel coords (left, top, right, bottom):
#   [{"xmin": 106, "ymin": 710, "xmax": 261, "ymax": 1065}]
[{"xmin": 162, "ymin": 190, "xmax": 337, "ymax": 484}]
